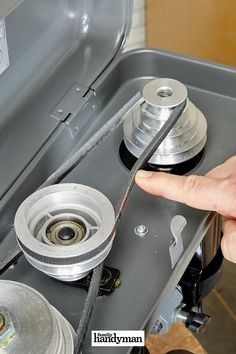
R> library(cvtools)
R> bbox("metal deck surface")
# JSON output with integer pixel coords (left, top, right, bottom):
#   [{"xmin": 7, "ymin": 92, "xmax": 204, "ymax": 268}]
[{"xmin": 1, "ymin": 49, "xmax": 236, "ymax": 353}]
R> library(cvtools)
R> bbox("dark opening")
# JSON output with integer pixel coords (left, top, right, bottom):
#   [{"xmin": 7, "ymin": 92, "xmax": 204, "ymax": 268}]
[{"xmin": 119, "ymin": 141, "xmax": 204, "ymax": 175}]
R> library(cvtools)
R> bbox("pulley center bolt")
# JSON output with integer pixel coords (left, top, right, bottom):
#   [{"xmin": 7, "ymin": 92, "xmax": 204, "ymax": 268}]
[
  {"xmin": 0, "ymin": 314, "xmax": 5, "ymax": 331},
  {"xmin": 156, "ymin": 86, "xmax": 173, "ymax": 98},
  {"xmin": 134, "ymin": 224, "xmax": 148, "ymax": 237}
]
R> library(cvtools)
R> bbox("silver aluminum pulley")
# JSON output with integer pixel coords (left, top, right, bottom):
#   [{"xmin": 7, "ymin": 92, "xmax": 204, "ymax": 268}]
[
  {"xmin": 123, "ymin": 78, "xmax": 207, "ymax": 166},
  {"xmin": 14, "ymin": 184, "xmax": 115, "ymax": 281},
  {"xmin": 0, "ymin": 280, "xmax": 75, "ymax": 353}
]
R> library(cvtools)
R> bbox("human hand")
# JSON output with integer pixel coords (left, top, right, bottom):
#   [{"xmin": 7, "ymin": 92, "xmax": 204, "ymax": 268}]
[{"xmin": 135, "ymin": 156, "xmax": 236, "ymax": 263}]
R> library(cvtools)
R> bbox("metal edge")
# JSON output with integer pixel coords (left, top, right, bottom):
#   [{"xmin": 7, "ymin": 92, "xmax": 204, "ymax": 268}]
[
  {"xmin": 89, "ymin": 0, "xmax": 133, "ymax": 89},
  {"xmin": 0, "ymin": 0, "xmax": 24, "ymax": 19},
  {"xmin": 142, "ymin": 211, "xmax": 216, "ymax": 335}
]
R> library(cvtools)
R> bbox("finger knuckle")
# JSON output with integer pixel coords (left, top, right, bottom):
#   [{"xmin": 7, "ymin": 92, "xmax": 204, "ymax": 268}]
[
  {"xmin": 219, "ymin": 179, "xmax": 236, "ymax": 216},
  {"xmin": 182, "ymin": 175, "xmax": 200, "ymax": 202}
]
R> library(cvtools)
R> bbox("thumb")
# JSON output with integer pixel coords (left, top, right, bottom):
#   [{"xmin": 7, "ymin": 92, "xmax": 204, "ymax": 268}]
[
  {"xmin": 221, "ymin": 219, "xmax": 236, "ymax": 263},
  {"xmin": 135, "ymin": 170, "xmax": 236, "ymax": 217}
]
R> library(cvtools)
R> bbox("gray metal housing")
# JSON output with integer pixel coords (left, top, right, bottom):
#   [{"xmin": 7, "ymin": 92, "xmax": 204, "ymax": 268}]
[{"xmin": 0, "ymin": 0, "xmax": 132, "ymax": 237}]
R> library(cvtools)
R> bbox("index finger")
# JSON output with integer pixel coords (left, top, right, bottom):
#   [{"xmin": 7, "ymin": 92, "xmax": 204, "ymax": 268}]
[{"xmin": 135, "ymin": 170, "xmax": 236, "ymax": 217}]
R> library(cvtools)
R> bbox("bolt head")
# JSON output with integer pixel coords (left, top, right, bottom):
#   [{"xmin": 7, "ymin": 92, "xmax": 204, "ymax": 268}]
[
  {"xmin": 0, "ymin": 308, "xmax": 16, "ymax": 350},
  {"xmin": 0, "ymin": 314, "xmax": 5, "ymax": 331},
  {"xmin": 134, "ymin": 224, "xmax": 148, "ymax": 237}
]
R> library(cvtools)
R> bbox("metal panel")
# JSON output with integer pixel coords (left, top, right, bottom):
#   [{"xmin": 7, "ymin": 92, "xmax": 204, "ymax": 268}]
[
  {"xmin": 0, "ymin": 0, "xmax": 132, "ymax": 212},
  {"xmin": 0, "ymin": 0, "xmax": 132, "ymax": 131},
  {"xmin": 0, "ymin": 0, "xmax": 24, "ymax": 18}
]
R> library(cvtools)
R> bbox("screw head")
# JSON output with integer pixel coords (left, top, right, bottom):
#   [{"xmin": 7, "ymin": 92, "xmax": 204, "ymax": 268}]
[
  {"xmin": 134, "ymin": 224, "xmax": 148, "ymax": 237},
  {"xmin": 0, "ymin": 308, "xmax": 16, "ymax": 349},
  {"xmin": 0, "ymin": 314, "xmax": 5, "ymax": 331},
  {"xmin": 114, "ymin": 278, "xmax": 121, "ymax": 288}
]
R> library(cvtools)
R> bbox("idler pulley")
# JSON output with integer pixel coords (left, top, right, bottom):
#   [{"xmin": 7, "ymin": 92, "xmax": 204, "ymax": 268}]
[{"xmin": 14, "ymin": 184, "xmax": 115, "ymax": 281}]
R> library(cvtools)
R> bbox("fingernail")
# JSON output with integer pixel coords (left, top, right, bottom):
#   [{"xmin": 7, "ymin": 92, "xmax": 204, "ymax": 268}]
[{"xmin": 136, "ymin": 170, "xmax": 153, "ymax": 179}]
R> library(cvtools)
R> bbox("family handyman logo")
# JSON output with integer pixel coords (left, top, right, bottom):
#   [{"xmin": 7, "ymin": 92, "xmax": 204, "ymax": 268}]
[{"xmin": 91, "ymin": 330, "xmax": 145, "ymax": 347}]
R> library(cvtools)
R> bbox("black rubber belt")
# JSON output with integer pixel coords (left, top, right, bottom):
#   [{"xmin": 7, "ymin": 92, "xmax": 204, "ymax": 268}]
[
  {"xmin": 0, "ymin": 93, "xmax": 142, "ymax": 273},
  {"xmin": 74, "ymin": 100, "xmax": 187, "ymax": 353},
  {"xmin": 1, "ymin": 96, "xmax": 186, "ymax": 354}
]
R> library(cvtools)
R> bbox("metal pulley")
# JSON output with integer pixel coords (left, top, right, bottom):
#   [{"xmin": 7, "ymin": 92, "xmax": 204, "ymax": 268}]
[
  {"xmin": 0, "ymin": 280, "xmax": 75, "ymax": 353},
  {"xmin": 14, "ymin": 183, "xmax": 115, "ymax": 281},
  {"xmin": 123, "ymin": 78, "xmax": 207, "ymax": 167}
]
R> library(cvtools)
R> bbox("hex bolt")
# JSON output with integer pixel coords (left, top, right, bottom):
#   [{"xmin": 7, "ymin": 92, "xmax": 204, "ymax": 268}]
[
  {"xmin": 0, "ymin": 308, "xmax": 16, "ymax": 349},
  {"xmin": 134, "ymin": 224, "xmax": 148, "ymax": 237},
  {"xmin": 0, "ymin": 314, "xmax": 5, "ymax": 331},
  {"xmin": 114, "ymin": 278, "xmax": 121, "ymax": 288}
]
